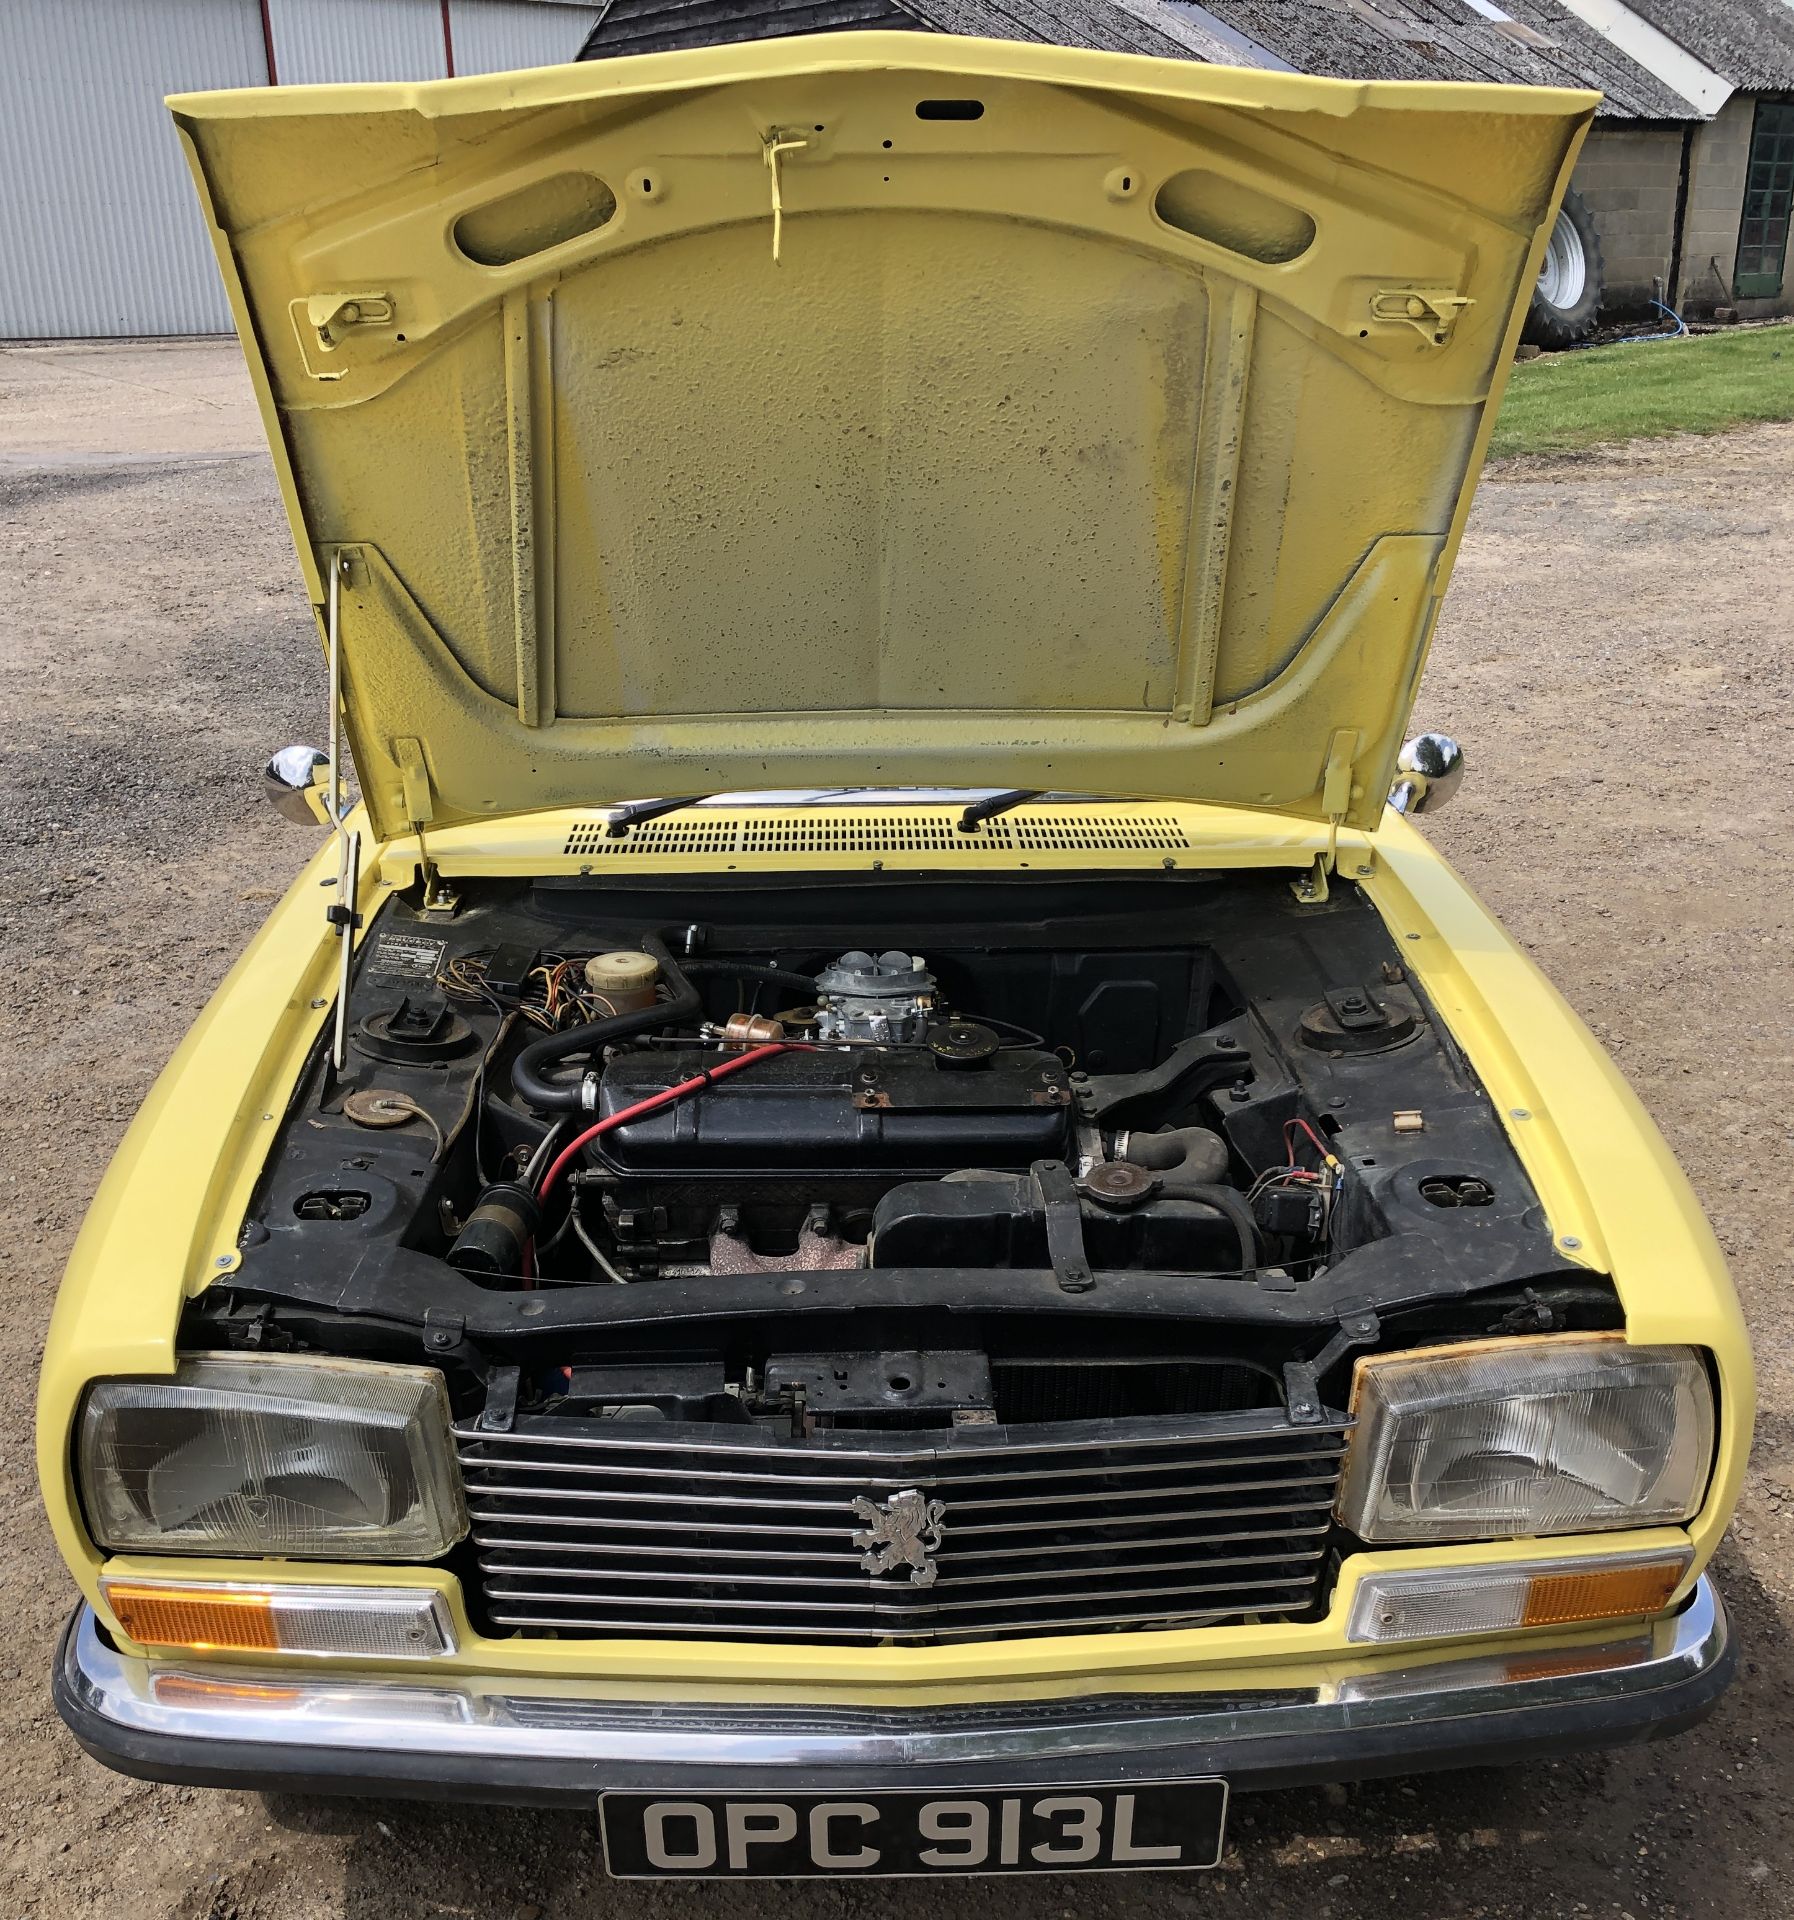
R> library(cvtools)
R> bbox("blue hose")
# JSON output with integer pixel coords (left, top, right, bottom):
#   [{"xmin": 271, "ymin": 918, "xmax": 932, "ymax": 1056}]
[{"xmin": 1607, "ymin": 299, "xmax": 1690, "ymax": 346}]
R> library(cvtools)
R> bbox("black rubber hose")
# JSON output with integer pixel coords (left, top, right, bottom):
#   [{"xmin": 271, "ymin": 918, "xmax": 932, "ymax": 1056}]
[
  {"xmin": 1114, "ymin": 1121, "xmax": 1260, "ymax": 1274},
  {"xmin": 1166, "ymin": 1182, "xmax": 1260, "ymax": 1278},
  {"xmin": 679, "ymin": 959, "xmax": 820, "ymax": 996},
  {"xmin": 511, "ymin": 934, "xmax": 699, "ymax": 1113},
  {"xmin": 1124, "ymin": 1126, "xmax": 1229, "ymax": 1184}
]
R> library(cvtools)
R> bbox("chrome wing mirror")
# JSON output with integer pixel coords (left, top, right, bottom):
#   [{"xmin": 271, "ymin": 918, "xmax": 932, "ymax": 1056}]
[
  {"xmin": 1389, "ymin": 733, "xmax": 1465, "ymax": 815},
  {"xmin": 264, "ymin": 745, "xmax": 331, "ymax": 825}
]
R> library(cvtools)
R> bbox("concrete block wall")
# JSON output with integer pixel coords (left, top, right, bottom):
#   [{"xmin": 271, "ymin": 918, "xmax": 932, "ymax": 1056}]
[
  {"xmin": 1570, "ymin": 124, "xmax": 1685, "ymax": 320},
  {"xmin": 1677, "ymin": 93, "xmax": 1789, "ymax": 318}
]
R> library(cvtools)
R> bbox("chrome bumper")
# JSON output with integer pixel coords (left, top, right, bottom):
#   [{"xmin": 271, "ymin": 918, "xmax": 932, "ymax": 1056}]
[{"xmin": 55, "ymin": 1580, "xmax": 1732, "ymax": 1808}]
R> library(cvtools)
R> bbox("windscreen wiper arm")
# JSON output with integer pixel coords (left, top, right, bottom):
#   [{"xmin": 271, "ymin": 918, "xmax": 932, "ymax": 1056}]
[
  {"xmin": 607, "ymin": 791, "xmax": 1039, "ymax": 838},
  {"xmin": 957, "ymin": 790, "xmax": 1041, "ymax": 834},
  {"xmin": 605, "ymin": 795, "xmax": 712, "ymax": 838}
]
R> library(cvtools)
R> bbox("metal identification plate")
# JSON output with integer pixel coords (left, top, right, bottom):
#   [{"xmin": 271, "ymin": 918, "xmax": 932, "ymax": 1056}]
[{"xmin": 362, "ymin": 931, "xmax": 446, "ymax": 984}]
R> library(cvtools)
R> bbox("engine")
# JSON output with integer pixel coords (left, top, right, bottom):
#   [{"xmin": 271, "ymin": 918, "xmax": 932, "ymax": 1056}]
[
  {"xmin": 440, "ymin": 939, "xmax": 1284, "ymax": 1288},
  {"xmin": 226, "ymin": 869, "xmax": 1566, "ymax": 1403}
]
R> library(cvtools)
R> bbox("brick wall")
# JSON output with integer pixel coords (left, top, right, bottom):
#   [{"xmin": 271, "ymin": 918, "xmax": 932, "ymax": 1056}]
[{"xmin": 1570, "ymin": 124, "xmax": 1686, "ymax": 320}]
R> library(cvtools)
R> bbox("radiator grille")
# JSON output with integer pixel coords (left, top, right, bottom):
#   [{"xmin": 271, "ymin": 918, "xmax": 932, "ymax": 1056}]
[
  {"xmin": 561, "ymin": 810, "xmax": 1194, "ymax": 858},
  {"xmin": 455, "ymin": 1411, "xmax": 1348, "ymax": 1645}
]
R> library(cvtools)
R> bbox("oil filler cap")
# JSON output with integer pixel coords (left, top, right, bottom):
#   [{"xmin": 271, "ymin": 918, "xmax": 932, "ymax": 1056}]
[{"xmin": 926, "ymin": 1020, "xmax": 1001, "ymax": 1068}]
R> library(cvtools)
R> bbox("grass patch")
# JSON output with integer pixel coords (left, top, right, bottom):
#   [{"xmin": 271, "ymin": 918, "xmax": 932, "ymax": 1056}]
[{"xmin": 1489, "ymin": 323, "xmax": 1794, "ymax": 459}]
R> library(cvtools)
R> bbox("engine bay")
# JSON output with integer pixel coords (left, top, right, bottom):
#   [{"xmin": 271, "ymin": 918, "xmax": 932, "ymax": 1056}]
[{"xmin": 201, "ymin": 869, "xmax": 1618, "ymax": 1436}]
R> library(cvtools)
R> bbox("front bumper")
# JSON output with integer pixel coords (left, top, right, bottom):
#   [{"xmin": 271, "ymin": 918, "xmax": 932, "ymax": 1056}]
[{"xmin": 55, "ymin": 1580, "xmax": 1733, "ymax": 1809}]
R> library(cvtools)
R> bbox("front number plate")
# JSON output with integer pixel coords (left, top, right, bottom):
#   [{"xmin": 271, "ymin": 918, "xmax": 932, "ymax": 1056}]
[{"xmin": 600, "ymin": 1781, "xmax": 1228, "ymax": 1879}]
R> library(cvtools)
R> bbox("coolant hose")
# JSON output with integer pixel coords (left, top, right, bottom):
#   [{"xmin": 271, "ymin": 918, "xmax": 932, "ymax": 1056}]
[
  {"xmin": 1169, "ymin": 1183, "xmax": 1260, "ymax": 1277},
  {"xmin": 511, "ymin": 934, "xmax": 698, "ymax": 1113},
  {"xmin": 1109, "ymin": 1130, "xmax": 1259, "ymax": 1274},
  {"xmin": 1123, "ymin": 1126, "xmax": 1229, "ymax": 1184}
]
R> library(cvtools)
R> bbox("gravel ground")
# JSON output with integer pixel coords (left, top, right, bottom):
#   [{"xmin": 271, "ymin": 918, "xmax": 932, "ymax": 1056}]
[{"xmin": 2, "ymin": 340, "xmax": 1791, "ymax": 1920}]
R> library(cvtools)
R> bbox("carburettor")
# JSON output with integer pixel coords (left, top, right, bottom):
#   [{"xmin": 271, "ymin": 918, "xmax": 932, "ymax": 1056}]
[{"xmin": 813, "ymin": 949, "xmax": 938, "ymax": 1043}]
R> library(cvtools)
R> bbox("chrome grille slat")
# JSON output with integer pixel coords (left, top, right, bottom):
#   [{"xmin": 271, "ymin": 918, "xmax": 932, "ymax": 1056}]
[
  {"xmin": 477, "ymin": 1543, "xmax": 868, "ymax": 1567},
  {"xmin": 473, "ymin": 1546, "xmax": 1328, "ymax": 1589},
  {"xmin": 459, "ymin": 1483, "xmax": 858, "ymax": 1514},
  {"xmin": 469, "ymin": 1494, "xmax": 1336, "ymax": 1534},
  {"xmin": 934, "ymin": 1473, "xmax": 1344, "ymax": 1513},
  {"xmin": 460, "ymin": 1456, "xmax": 1342, "ymax": 1491},
  {"xmin": 952, "ymin": 1501, "xmax": 1336, "ymax": 1536},
  {"xmin": 461, "ymin": 1472, "xmax": 1336, "ymax": 1514},
  {"xmin": 482, "ymin": 1605, "xmax": 1263, "ymax": 1640},
  {"xmin": 469, "ymin": 1510, "xmax": 856, "ymax": 1539},
  {"xmin": 460, "ymin": 1422, "xmax": 1339, "ymax": 1466},
  {"xmin": 481, "ymin": 1571, "xmax": 1321, "ymax": 1612},
  {"xmin": 455, "ymin": 1411, "xmax": 1347, "ymax": 1646},
  {"xmin": 470, "ymin": 1519, "xmax": 1332, "ymax": 1560}
]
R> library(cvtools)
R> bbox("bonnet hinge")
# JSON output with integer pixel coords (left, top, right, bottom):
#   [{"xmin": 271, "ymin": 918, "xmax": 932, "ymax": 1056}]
[
  {"xmin": 394, "ymin": 736, "xmax": 459, "ymax": 918},
  {"xmin": 1292, "ymin": 730, "xmax": 1361, "ymax": 906}
]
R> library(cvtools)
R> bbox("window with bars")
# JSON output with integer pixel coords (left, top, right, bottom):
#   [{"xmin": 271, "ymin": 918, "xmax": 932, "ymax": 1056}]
[{"xmin": 1736, "ymin": 98, "xmax": 1794, "ymax": 300}]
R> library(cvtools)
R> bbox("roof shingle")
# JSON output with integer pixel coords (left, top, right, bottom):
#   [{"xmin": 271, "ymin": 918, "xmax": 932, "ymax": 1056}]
[
  {"xmin": 1189, "ymin": 0, "xmax": 1700, "ymax": 116},
  {"xmin": 1619, "ymin": 0, "xmax": 1794, "ymax": 92},
  {"xmin": 580, "ymin": 0, "xmax": 1718, "ymax": 117}
]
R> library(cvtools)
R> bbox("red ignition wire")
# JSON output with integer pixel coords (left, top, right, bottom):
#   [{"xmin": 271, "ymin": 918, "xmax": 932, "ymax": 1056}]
[
  {"xmin": 1283, "ymin": 1115, "xmax": 1335, "ymax": 1166},
  {"xmin": 535, "ymin": 1042, "xmax": 807, "ymax": 1206}
]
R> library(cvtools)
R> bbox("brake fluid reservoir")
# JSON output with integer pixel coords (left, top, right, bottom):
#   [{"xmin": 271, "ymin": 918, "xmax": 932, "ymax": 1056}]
[{"xmin": 585, "ymin": 950, "xmax": 661, "ymax": 1013}]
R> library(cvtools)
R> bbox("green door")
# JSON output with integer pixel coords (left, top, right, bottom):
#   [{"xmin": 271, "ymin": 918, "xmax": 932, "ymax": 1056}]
[{"xmin": 1736, "ymin": 98, "xmax": 1794, "ymax": 300}]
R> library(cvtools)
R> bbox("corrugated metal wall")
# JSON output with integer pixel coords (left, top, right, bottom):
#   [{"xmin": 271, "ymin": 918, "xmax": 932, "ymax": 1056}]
[
  {"xmin": 1, "ymin": 0, "xmax": 601, "ymax": 338},
  {"xmin": 265, "ymin": 0, "xmax": 448, "ymax": 84},
  {"xmin": 452, "ymin": 1, "xmax": 599, "ymax": 74},
  {"xmin": 0, "ymin": 0, "xmax": 266, "ymax": 338}
]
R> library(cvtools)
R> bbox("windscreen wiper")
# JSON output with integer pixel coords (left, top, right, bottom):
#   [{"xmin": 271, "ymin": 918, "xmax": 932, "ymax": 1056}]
[
  {"xmin": 607, "ymin": 790, "xmax": 1041, "ymax": 838},
  {"xmin": 957, "ymin": 789, "xmax": 1041, "ymax": 834},
  {"xmin": 604, "ymin": 795, "xmax": 712, "ymax": 838}
]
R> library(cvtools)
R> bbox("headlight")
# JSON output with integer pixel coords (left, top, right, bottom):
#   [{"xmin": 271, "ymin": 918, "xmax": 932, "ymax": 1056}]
[
  {"xmin": 79, "ymin": 1355, "xmax": 467, "ymax": 1560},
  {"xmin": 1336, "ymin": 1337, "xmax": 1713, "ymax": 1544}
]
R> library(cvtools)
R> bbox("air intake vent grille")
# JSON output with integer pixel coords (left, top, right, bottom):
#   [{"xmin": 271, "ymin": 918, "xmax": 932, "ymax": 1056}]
[
  {"xmin": 561, "ymin": 812, "xmax": 1194, "ymax": 858},
  {"xmin": 455, "ymin": 1409, "xmax": 1348, "ymax": 1646}
]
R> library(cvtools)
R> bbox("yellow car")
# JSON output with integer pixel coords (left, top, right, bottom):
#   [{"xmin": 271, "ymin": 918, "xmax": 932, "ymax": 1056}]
[{"xmin": 39, "ymin": 33, "xmax": 1749, "ymax": 1879}]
